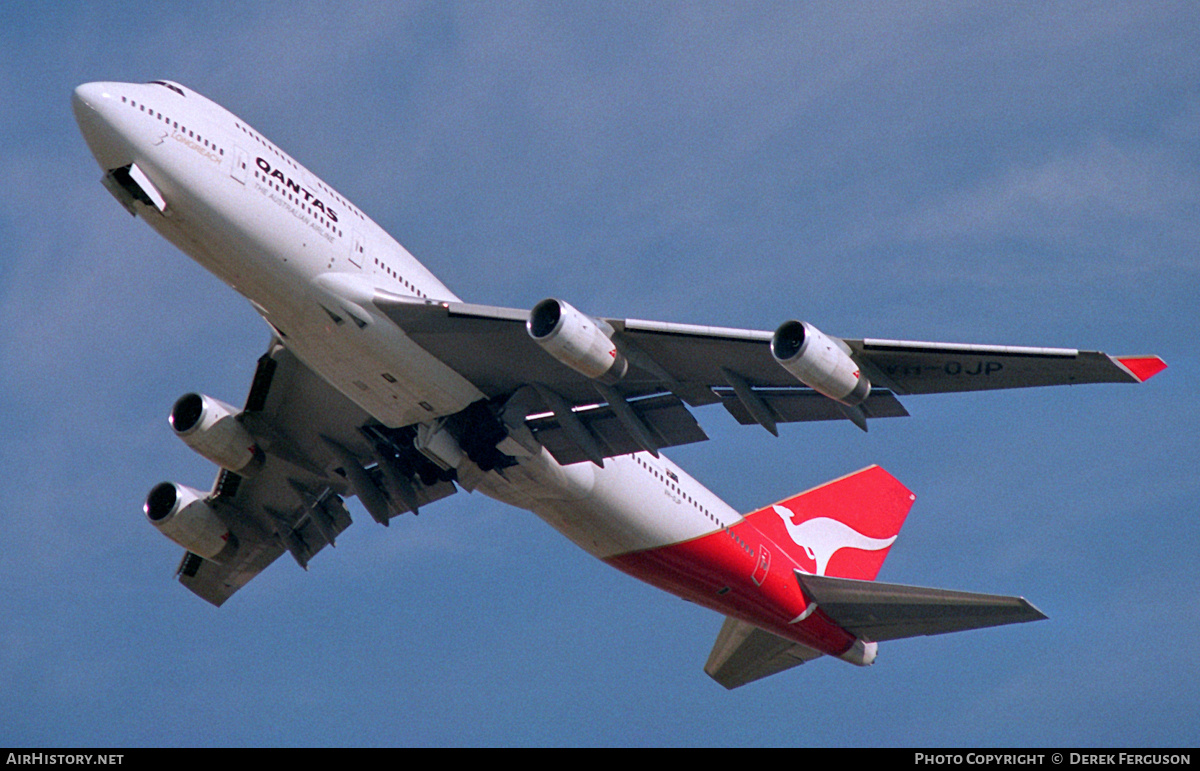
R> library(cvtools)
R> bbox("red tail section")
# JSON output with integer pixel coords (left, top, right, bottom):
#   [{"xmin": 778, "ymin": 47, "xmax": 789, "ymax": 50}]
[{"xmin": 745, "ymin": 465, "xmax": 915, "ymax": 581}]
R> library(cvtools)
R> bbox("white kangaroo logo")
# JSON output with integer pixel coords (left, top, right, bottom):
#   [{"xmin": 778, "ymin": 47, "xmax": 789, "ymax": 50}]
[{"xmin": 771, "ymin": 505, "xmax": 897, "ymax": 576}]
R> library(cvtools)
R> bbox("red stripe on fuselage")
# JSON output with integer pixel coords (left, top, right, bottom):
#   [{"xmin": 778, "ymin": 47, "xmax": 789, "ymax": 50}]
[{"xmin": 605, "ymin": 521, "xmax": 859, "ymax": 657}]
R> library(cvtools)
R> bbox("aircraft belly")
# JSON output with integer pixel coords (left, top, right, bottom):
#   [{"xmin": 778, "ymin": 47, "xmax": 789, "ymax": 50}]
[
  {"xmin": 500, "ymin": 453, "xmax": 735, "ymax": 560},
  {"xmin": 268, "ymin": 297, "xmax": 484, "ymax": 428},
  {"xmin": 144, "ymin": 192, "xmax": 277, "ymax": 301},
  {"xmin": 130, "ymin": 144, "xmax": 303, "ymax": 309}
]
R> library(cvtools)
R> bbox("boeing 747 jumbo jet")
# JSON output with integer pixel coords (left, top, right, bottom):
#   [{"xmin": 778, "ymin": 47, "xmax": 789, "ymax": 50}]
[{"xmin": 72, "ymin": 80, "xmax": 1166, "ymax": 688}]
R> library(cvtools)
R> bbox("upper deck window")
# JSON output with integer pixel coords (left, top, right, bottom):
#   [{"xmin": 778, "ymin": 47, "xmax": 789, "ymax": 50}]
[{"xmin": 147, "ymin": 81, "xmax": 186, "ymax": 98}]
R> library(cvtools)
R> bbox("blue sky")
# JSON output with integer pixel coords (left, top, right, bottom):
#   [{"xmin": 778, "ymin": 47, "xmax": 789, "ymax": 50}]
[{"xmin": 1, "ymin": 2, "xmax": 1197, "ymax": 747}]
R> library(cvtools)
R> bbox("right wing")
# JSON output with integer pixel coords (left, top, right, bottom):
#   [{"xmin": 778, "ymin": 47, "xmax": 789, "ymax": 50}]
[{"xmin": 172, "ymin": 342, "xmax": 457, "ymax": 606}]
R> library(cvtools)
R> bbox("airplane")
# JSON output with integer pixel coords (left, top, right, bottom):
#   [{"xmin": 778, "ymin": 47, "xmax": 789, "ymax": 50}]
[{"xmin": 72, "ymin": 79, "xmax": 1166, "ymax": 689}]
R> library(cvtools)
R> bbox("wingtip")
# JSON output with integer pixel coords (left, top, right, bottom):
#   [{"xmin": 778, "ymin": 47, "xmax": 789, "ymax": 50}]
[
  {"xmin": 1018, "ymin": 597, "xmax": 1050, "ymax": 622},
  {"xmin": 1116, "ymin": 356, "xmax": 1168, "ymax": 383}
]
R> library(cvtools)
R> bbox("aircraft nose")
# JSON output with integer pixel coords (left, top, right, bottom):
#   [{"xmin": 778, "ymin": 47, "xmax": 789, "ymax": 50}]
[
  {"xmin": 72, "ymin": 82, "xmax": 108, "ymax": 119},
  {"xmin": 73, "ymin": 82, "xmax": 128, "ymax": 169}
]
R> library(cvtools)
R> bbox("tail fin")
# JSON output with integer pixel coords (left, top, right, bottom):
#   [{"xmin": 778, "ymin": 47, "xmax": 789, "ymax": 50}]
[
  {"xmin": 707, "ymin": 467, "xmax": 1043, "ymax": 688},
  {"xmin": 745, "ymin": 465, "xmax": 915, "ymax": 580}
]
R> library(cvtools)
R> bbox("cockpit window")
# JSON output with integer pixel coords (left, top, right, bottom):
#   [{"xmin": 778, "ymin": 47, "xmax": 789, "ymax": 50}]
[{"xmin": 148, "ymin": 80, "xmax": 185, "ymax": 97}]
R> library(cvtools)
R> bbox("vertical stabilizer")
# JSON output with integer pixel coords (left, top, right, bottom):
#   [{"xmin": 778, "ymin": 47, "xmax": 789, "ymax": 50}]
[{"xmin": 745, "ymin": 465, "xmax": 915, "ymax": 581}]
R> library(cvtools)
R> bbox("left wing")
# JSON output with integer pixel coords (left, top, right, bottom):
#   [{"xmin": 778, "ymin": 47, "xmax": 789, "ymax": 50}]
[
  {"xmin": 164, "ymin": 342, "xmax": 456, "ymax": 606},
  {"xmin": 375, "ymin": 293, "xmax": 1163, "ymax": 456}
]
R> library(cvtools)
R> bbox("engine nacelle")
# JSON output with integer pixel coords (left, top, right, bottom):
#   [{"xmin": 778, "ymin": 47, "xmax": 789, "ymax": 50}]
[
  {"xmin": 527, "ymin": 298, "xmax": 628, "ymax": 382},
  {"xmin": 170, "ymin": 393, "xmax": 263, "ymax": 474},
  {"xmin": 771, "ymin": 320, "xmax": 871, "ymax": 406},
  {"xmin": 144, "ymin": 482, "xmax": 238, "ymax": 562}
]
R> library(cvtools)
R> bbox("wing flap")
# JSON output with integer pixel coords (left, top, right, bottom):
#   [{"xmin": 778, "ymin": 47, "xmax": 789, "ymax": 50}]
[
  {"xmin": 716, "ymin": 387, "xmax": 909, "ymax": 426},
  {"xmin": 527, "ymin": 393, "xmax": 708, "ymax": 466},
  {"xmin": 796, "ymin": 572, "xmax": 1048, "ymax": 642},
  {"xmin": 704, "ymin": 616, "xmax": 824, "ymax": 690}
]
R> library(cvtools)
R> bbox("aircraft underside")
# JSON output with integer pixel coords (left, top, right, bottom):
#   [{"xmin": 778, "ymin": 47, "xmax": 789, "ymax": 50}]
[{"xmin": 72, "ymin": 79, "xmax": 1164, "ymax": 688}]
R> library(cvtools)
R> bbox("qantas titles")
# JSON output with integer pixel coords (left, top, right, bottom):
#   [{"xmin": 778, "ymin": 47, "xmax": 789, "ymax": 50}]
[{"xmin": 255, "ymin": 157, "xmax": 338, "ymax": 223}]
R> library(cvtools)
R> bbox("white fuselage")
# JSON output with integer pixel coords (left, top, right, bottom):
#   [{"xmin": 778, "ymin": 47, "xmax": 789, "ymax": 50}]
[{"xmin": 72, "ymin": 80, "xmax": 743, "ymax": 563}]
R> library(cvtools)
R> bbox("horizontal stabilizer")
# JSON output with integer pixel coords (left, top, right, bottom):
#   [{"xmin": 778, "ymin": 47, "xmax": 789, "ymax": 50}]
[
  {"xmin": 796, "ymin": 572, "xmax": 1047, "ymax": 642},
  {"xmin": 704, "ymin": 616, "xmax": 824, "ymax": 690}
]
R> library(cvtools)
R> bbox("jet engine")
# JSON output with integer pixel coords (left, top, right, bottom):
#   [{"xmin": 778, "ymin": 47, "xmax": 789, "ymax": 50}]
[
  {"xmin": 169, "ymin": 392, "xmax": 263, "ymax": 474},
  {"xmin": 527, "ymin": 298, "xmax": 628, "ymax": 382},
  {"xmin": 771, "ymin": 320, "xmax": 871, "ymax": 406},
  {"xmin": 144, "ymin": 482, "xmax": 238, "ymax": 562}
]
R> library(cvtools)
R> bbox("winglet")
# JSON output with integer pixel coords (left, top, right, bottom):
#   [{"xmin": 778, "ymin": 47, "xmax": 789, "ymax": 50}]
[{"xmin": 1116, "ymin": 356, "xmax": 1168, "ymax": 383}]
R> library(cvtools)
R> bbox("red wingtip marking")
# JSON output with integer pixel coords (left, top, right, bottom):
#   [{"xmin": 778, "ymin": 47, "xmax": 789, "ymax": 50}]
[{"xmin": 1117, "ymin": 356, "xmax": 1168, "ymax": 382}]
